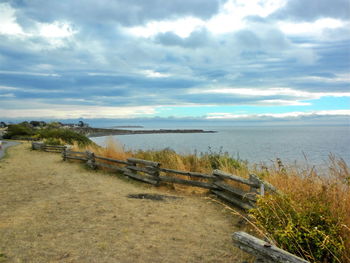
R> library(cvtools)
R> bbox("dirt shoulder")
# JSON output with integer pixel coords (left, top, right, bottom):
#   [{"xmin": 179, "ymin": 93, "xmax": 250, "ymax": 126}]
[
  {"xmin": 0, "ymin": 143, "xmax": 247, "ymax": 263},
  {"xmin": 0, "ymin": 141, "xmax": 20, "ymax": 160}
]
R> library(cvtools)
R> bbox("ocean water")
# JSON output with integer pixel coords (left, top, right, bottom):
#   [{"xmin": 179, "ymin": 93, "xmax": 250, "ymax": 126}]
[{"xmin": 90, "ymin": 125, "xmax": 350, "ymax": 166}]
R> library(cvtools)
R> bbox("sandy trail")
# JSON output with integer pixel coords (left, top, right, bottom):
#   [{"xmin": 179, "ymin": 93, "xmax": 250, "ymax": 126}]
[{"xmin": 0, "ymin": 143, "xmax": 247, "ymax": 263}]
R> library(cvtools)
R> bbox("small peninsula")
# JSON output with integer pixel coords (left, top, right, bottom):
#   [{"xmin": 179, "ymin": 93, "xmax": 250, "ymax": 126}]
[{"xmin": 72, "ymin": 127, "xmax": 217, "ymax": 137}]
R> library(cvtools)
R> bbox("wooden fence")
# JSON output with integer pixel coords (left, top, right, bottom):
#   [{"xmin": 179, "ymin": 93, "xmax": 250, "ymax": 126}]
[
  {"xmin": 60, "ymin": 146, "xmax": 275, "ymax": 210},
  {"xmin": 232, "ymin": 232, "xmax": 309, "ymax": 263},
  {"xmin": 32, "ymin": 142, "xmax": 68, "ymax": 153},
  {"xmin": 32, "ymin": 142, "xmax": 310, "ymax": 262}
]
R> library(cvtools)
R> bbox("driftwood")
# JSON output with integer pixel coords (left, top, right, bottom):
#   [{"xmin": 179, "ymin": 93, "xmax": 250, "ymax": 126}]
[{"xmin": 232, "ymin": 232, "xmax": 309, "ymax": 263}]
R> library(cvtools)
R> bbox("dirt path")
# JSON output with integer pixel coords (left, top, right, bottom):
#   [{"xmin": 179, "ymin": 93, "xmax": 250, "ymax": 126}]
[
  {"xmin": 0, "ymin": 140, "xmax": 20, "ymax": 160},
  {"xmin": 0, "ymin": 143, "xmax": 247, "ymax": 263}
]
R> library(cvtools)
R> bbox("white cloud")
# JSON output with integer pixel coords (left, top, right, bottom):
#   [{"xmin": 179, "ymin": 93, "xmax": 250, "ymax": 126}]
[
  {"xmin": 127, "ymin": 0, "xmax": 287, "ymax": 38},
  {"xmin": 127, "ymin": 17, "xmax": 205, "ymax": 38},
  {"xmin": 207, "ymin": 0, "xmax": 286, "ymax": 34},
  {"xmin": 278, "ymin": 18, "xmax": 344, "ymax": 37},
  {"xmin": 37, "ymin": 21, "xmax": 76, "ymax": 38},
  {"xmin": 0, "ymin": 102, "xmax": 158, "ymax": 119},
  {"xmin": 206, "ymin": 110, "xmax": 350, "ymax": 120},
  {"xmin": 188, "ymin": 86, "xmax": 350, "ymax": 101},
  {"xmin": 0, "ymin": 93, "xmax": 15, "ymax": 98},
  {"xmin": 0, "ymin": 3, "xmax": 26, "ymax": 36},
  {"xmin": 0, "ymin": 70, "xmax": 60, "ymax": 77},
  {"xmin": 0, "ymin": 85, "xmax": 20, "ymax": 91},
  {"xmin": 0, "ymin": 3, "xmax": 76, "ymax": 49},
  {"xmin": 141, "ymin": 70, "xmax": 171, "ymax": 78},
  {"xmin": 297, "ymin": 73, "xmax": 350, "ymax": 83}
]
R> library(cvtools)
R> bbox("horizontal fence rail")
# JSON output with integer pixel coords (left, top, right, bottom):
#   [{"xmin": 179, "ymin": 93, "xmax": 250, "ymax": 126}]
[
  {"xmin": 33, "ymin": 142, "xmax": 274, "ymax": 211},
  {"xmin": 232, "ymin": 232, "xmax": 310, "ymax": 263},
  {"xmin": 32, "ymin": 142, "xmax": 68, "ymax": 153}
]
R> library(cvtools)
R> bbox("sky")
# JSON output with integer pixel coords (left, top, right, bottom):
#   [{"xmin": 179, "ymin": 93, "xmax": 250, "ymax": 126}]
[{"xmin": 0, "ymin": 0, "xmax": 349, "ymax": 124}]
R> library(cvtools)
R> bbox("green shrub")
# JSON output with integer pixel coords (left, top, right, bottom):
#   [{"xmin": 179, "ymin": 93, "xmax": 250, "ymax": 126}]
[
  {"xmin": 37, "ymin": 128, "xmax": 92, "ymax": 146},
  {"xmin": 43, "ymin": 138, "xmax": 62, "ymax": 146},
  {"xmin": 250, "ymin": 193, "xmax": 346, "ymax": 262},
  {"xmin": 3, "ymin": 124, "xmax": 34, "ymax": 139}
]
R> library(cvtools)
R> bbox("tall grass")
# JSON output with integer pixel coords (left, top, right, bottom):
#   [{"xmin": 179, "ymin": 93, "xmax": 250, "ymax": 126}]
[
  {"xmin": 250, "ymin": 157, "xmax": 350, "ymax": 263},
  {"xmin": 74, "ymin": 138, "xmax": 350, "ymax": 262}
]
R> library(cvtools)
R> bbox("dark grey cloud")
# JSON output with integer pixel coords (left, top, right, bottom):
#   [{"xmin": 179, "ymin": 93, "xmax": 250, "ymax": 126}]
[
  {"xmin": 155, "ymin": 29, "xmax": 212, "ymax": 48},
  {"xmin": 10, "ymin": 0, "xmax": 222, "ymax": 26},
  {"xmin": 271, "ymin": 0, "xmax": 350, "ymax": 21}
]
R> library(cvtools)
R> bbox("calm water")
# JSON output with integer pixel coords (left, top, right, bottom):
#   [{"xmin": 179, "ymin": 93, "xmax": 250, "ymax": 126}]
[{"xmin": 91, "ymin": 125, "xmax": 350, "ymax": 166}]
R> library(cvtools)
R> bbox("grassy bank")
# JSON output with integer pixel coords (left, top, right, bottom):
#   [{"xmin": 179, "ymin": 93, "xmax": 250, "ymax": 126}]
[
  {"xmin": 3, "ymin": 122, "xmax": 92, "ymax": 147},
  {"xmin": 77, "ymin": 138, "xmax": 350, "ymax": 263}
]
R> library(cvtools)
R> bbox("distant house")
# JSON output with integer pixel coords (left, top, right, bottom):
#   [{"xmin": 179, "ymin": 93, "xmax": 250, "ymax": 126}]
[{"xmin": 78, "ymin": 121, "xmax": 89, "ymax": 128}]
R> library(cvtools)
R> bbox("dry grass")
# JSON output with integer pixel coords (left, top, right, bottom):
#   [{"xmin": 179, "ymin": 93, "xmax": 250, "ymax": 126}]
[
  {"xmin": 250, "ymin": 157, "xmax": 350, "ymax": 262},
  {"xmin": 74, "ymin": 137, "xmax": 250, "ymax": 194},
  {"xmin": 76, "ymin": 138, "xmax": 350, "ymax": 262},
  {"xmin": 0, "ymin": 143, "xmax": 249, "ymax": 263}
]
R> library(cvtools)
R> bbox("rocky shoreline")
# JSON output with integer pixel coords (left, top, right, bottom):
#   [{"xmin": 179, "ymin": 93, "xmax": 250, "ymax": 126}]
[{"xmin": 72, "ymin": 127, "xmax": 217, "ymax": 137}]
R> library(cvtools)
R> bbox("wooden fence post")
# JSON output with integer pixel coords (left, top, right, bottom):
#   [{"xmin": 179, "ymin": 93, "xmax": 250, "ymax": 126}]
[
  {"xmin": 212, "ymin": 169, "xmax": 224, "ymax": 185},
  {"xmin": 62, "ymin": 147, "xmax": 67, "ymax": 161},
  {"xmin": 32, "ymin": 142, "xmax": 45, "ymax": 150},
  {"xmin": 249, "ymin": 174, "xmax": 261, "ymax": 195},
  {"xmin": 151, "ymin": 163, "xmax": 161, "ymax": 186},
  {"xmin": 86, "ymin": 151, "xmax": 96, "ymax": 169}
]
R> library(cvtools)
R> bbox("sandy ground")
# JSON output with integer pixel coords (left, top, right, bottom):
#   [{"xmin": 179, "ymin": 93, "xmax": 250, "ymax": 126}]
[{"xmin": 0, "ymin": 143, "xmax": 249, "ymax": 263}]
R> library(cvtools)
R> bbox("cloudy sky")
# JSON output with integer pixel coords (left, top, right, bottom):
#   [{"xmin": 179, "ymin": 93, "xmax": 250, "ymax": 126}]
[{"xmin": 0, "ymin": 0, "xmax": 349, "ymax": 123}]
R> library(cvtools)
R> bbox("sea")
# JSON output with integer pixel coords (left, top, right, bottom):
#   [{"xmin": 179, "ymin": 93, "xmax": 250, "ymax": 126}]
[{"xmin": 90, "ymin": 125, "xmax": 350, "ymax": 167}]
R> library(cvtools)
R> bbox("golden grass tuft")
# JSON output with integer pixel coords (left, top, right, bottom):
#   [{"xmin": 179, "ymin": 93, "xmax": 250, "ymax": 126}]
[{"xmin": 251, "ymin": 157, "xmax": 350, "ymax": 263}]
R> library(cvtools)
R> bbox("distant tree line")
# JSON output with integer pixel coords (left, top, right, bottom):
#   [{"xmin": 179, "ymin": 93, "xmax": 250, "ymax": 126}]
[
  {"xmin": 0, "ymin": 120, "xmax": 89, "ymax": 128},
  {"xmin": 1, "ymin": 120, "xmax": 92, "ymax": 146}
]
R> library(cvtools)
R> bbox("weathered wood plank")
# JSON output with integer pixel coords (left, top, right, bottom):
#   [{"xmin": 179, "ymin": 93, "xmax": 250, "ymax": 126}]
[
  {"xmin": 124, "ymin": 171, "xmax": 158, "ymax": 185},
  {"xmin": 159, "ymin": 167, "xmax": 215, "ymax": 179},
  {"xmin": 32, "ymin": 142, "xmax": 45, "ymax": 150},
  {"xmin": 213, "ymin": 170, "xmax": 259, "ymax": 187},
  {"xmin": 66, "ymin": 156, "xmax": 88, "ymax": 161},
  {"xmin": 232, "ymin": 232, "xmax": 309, "ymax": 263},
  {"xmin": 66, "ymin": 150, "xmax": 86, "ymax": 155},
  {"xmin": 211, "ymin": 190, "xmax": 253, "ymax": 210},
  {"xmin": 95, "ymin": 162, "xmax": 129, "ymax": 173},
  {"xmin": 126, "ymin": 165, "xmax": 157, "ymax": 175},
  {"xmin": 44, "ymin": 145, "xmax": 66, "ymax": 149},
  {"xmin": 214, "ymin": 181, "xmax": 256, "ymax": 202},
  {"xmin": 159, "ymin": 175, "xmax": 217, "ymax": 190},
  {"xmin": 44, "ymin": 149, "xmax": 63, "ymax": 153},
  {"xmin": 127, "ymin": 158, "xmax": 160, "ymax": 167},
  {"xmin": 94, "ymin": 155, "xmax": 129, "ymax": 165}
]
